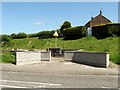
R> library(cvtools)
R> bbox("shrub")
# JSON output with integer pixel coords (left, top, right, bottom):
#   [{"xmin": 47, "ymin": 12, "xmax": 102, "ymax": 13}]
[
  {"xmin": 11, "ymin": 32, "xmax": 27, "ymax": 39},
  {"xmin": 1, "ymin": 34, "xmax": 12, "ymax": 42},
  {"xmin": 38, "ymin": 30, "xmax": 54, "ymax": 39},
  {"xmin": 28, "ymin": 33, "xmax": 38, "ymax": 37},
  {"xmin": 38, "ymin": 30, "xmax": 61, "ymax": 39},
  {"xmin": 63, "ymin": 26, "xmax": 86, "ymax": 39},
  {"xmin": 11, "ymin": 33, "xmax": 16, "ymax": 39},
  {"xmin": 92, "ymin": 23, "xmax": 120, "ymax": 39},
  {"xmin": 60, "ymin": 21, "xmax": 72, "ymax": 34},
  {"xmin": 107, "ymin": 23, "xmax": 120, "ymax": 36},
  {"xmin": 92, "ymin": 25, "xmax": 109, "ymax": 39}
]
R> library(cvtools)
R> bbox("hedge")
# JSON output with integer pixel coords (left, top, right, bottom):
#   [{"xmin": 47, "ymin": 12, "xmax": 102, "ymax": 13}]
[
  {"xmin": 1, "ymin": 34, "xmax": 12, "ymax": 42},
  {"xmin": 92, "ymin": 23, "xmax": 120, "ymax": 39},
  {"xmin": 63, "ymin": 26, "xmax": 86, "ymax": 39},
  {"xmin": 38, "ymin": 30, "xmax": 62, "ymax": 39},
  {"xmin": 107, "ymin": 23, "xmax": 120, "ymax": 36},
  {"xmin": 60, "ymin": 21, "xmax": 72, "ymax": 34},
  {"xmin": 11, "ymin": 32, "xmax": 27, "ymax": 39}
]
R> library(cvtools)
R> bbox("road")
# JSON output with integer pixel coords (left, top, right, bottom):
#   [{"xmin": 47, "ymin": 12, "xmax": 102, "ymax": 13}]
[
  {"xmin": 0, "ymin": 59, "xmax": 119, "ymax": 89},
  {"xmin": 1, "ymin": 70, "xmax": 118, "ymax": 89}
]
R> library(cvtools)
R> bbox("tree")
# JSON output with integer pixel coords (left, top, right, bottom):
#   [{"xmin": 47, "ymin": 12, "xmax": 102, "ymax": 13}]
[
  {"xmin": 1, "ymin": 34, "xmax": 12, "ymax": 42},
  {"xmin": 60, "ymin": 21, "xmax": 72, "ymax": 34},
  {"xmin": 17, "ymin": 32, "xmax": 27, "ymax": 38},
  {"xmin": 11, "ymin": 33, "xmax": 16, "ymax": 39},
  {"xmin": 11, "ymin": 32, "xmax": 27, "ymax": 39},
  {"xmin": 63, "ymin": 26, "xmax": 86, "ymax": 39}
]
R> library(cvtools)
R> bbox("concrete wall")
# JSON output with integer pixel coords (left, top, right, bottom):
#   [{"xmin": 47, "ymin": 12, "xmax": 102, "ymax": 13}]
[
  {"xmin": 64, "ymin": 51, "xmax": 74, "ymax": 61},
  {"xmin": 41, "ymin": 51, "xmax": 51, "ymax": 61},
  {"xmin": 64, "ymin": 51, "xmax": 109, "ymax": 68},
  {"xmin": 15, "ymin": 51, "xmax": 51, "ymax": 65}
]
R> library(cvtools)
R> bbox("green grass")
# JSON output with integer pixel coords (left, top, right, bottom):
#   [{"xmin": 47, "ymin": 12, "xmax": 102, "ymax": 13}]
[
  {"xmin": 1, "ymin": 36, "xmax": 120, "ymax": 64},
  {"xmin": 1, "ymin": 51, "xmax": 15, "ymax": 63}
]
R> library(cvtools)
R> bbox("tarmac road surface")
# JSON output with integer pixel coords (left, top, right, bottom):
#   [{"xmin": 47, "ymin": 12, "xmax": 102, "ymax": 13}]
[
  {"xmin": 0, "ymin": 58, "xmax": 119, "ymax": 89},
  {"xmin": 1, "ymin": 71, "xmax": 119, "ymax": 89}
]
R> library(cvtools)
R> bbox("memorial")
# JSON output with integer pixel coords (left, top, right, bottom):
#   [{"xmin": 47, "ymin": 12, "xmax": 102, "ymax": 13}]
[
  {"xmin": 64, "ymin": 51, "xmax": 109, "ymax": 68},
  {"xmin": 15, "ymin": 51, "xmax": 51, "ymax": 65}
]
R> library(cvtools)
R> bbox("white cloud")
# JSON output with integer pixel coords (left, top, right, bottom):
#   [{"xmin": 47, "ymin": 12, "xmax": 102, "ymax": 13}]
[{"xmin": 35, "ymin": 22, "xmax": 42, "ymax": 25}]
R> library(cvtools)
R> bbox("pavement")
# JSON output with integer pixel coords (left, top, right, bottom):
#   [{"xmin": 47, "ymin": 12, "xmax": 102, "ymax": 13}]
[
  {"xmin": 0, "ymin": 57, "xmax": 119, "ymax": 89},
  {"xmin": 1, "ymin": 57, "xmax": 119, "ymax": 75}
]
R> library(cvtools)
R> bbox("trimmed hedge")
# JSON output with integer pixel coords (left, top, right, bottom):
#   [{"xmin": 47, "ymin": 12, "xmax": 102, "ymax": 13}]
[
  {"xmin": 92, "ymin": 23, "xmax": 120, "ymax": 39},
  {"xmin": 11, "ymin": 32, "xmax": 27, "ymax": 39},
  {"xmin": 63, "ymin": 26, "xmax": 86, "ymax": 39},
  {"xmin": 38, "ymin": 30, "xmax": 62, "ymax": 39},
  {"xmin": 38, "ymin": 31, "xmax": 54, "ymax": 39},
  {"xmin": 60, "ymin": 21, "xmax": 72, "ymax": 34},
  {"xmin": 92, "ymin": 25, "xmax": 109, "ymax": 39},
  {"xmin": 107, "ymin": 23, "xmax": 120, "ymax": 36}
]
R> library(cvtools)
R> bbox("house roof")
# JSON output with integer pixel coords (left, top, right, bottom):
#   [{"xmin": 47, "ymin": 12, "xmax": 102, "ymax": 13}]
[{"xmin": 85, "ymin": 11, "xmax": 111, "ymax": 27}]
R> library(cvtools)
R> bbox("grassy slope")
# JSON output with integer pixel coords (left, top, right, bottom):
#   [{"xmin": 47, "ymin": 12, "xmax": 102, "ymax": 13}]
[
  {"xmin": 1, "ymin": 36, "xmax": 119, "ymax": 64},
  {"xmin": 1, "ymin": 51, "xmax": 15, "ymax": 63}
]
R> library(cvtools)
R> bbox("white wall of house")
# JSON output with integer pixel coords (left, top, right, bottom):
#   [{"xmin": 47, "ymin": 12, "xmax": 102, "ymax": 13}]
[{"xmin": 87, "ymin": 27, "xmax": 92, "ymax": 36}]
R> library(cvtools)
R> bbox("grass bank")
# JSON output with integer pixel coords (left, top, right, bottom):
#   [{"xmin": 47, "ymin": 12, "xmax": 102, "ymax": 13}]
[
  {"xmin": 1, "ymin": 36, "xmax": 119, "ymax": 64},
  {"xmin": 1, "ymin": 51, "xmax": 15, "ymax": 63}
]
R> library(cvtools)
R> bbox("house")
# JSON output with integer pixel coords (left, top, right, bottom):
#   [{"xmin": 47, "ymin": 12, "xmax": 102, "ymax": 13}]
[{"xmin": 85, "ymin": 9, "xmax": 111, "ymax": 36}]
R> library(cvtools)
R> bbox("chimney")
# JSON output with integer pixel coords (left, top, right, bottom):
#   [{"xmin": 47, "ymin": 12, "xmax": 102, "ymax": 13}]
[{"xmin": 100, "ymin": 6, "xmax": 102, "ymax": 15}]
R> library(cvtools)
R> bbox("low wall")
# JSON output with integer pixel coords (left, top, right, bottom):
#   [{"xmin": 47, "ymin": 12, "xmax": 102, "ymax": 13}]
[
  {"xmin": 64, "ymin": 51, "xmax": 109, "ymax": 68},
  {"xmin": 41, "ymin": 51, "xmax": 51, "ymax": 61},
  {"xmin": 15, "ymin": 51, "xmax": 51, "ymax": 65}
]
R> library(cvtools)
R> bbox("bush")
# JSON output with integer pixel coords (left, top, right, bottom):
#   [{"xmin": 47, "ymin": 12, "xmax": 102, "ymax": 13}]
[
  {"xmin": 60, "ymin": 21, "xmax": 72, "ymax": 34},
  {"xmin": 92, "ymin": 25, "xmax": 109, "ymax": 39},
  {"xmin": 92, "ymin": 23, "xmax": 120, "ymax": 39},
  {"xmin": 107, "ymin": 23, "xmax": 120, "ymax": 36},
  {"xmin": 38, "ymin": 30, "xmax": 54, "ymax": 39},
  {"xmin": 11, "ymin": 32, "xmax": 27, "ymax": 39},
  {"xmin": 1, "ymin": 34, "xmax": 12, "ymax": 42},
  {"xmin": 11, "ymin": 33, "xmax": 16, "ymax": 39},
  {"xmin": 63, "ymin": 26, "xmax": 86, "ymax": 39},
  {"xmin": 38, "ymin": 30, "xmax": 61, "ymax": 39},
  {"xmin": 28, "ymin": 33, "xmax": 38, "ymax": 37}
]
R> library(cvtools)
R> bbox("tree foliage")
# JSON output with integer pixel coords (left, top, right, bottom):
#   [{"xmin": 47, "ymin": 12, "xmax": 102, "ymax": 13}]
[
  {"xmin": 60, "ymin": 21, "xmax": 72, "ymax": 34},
  {"xmin": 11, "ymin": 32, "xmax": 27, "ymax": 39},
  {"xmin": 63, "ymin": 26, "xmax": 86, "ymax": 39},
  {"xmin": 0, "ymin": 34, "xmax": 12, "ymax": 42},
  {"xmin": 38, "ymin": 30, "xmax": 61, "ymax": 39},
  {"xmin": 92, "ymin": 23, "xmax": 120, "ymax": 39}
]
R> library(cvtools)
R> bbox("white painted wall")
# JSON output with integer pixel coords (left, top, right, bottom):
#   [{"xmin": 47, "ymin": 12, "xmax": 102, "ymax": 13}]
[{"xmin": 87, "ymin": 27, "xmax": 92, "ymax": 36}]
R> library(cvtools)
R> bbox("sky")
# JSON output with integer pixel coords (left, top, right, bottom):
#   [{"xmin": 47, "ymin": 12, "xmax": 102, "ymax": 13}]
[{"xmin": 2, "ymin": 2, "xmax": 118, "ymax": 35}]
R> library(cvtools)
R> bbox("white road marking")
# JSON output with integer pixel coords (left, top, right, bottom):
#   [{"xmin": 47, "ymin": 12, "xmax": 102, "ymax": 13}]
[
  {"xmin": 0, "ymin": 79, "xmax": 61, "ymax": 88},
  {"xmin": 0, "ymin": 80, "xmax": 61, "ymax": 86},
  {"xmin": 101, "ymin": 87, "xmax": 114, "ymax": 88},
  {"xmin": 0, "ymin": 85, "xmax": 28, "ymax": 88}
]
